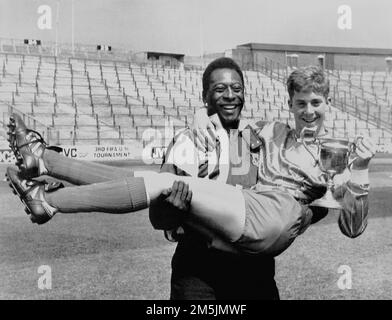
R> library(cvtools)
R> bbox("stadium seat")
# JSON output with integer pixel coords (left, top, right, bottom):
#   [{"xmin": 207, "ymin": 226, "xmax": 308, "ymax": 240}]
[
  {"xmin": 133, "ymin": 115, "xmax": 152, "ymax": 126},
  {"xmin": 120, "ymin": 127, "xmax": 138, "ymax": 139},
  {"xmin": 129, "ymin": 105, "xmax": 148, "ymax": 115}
]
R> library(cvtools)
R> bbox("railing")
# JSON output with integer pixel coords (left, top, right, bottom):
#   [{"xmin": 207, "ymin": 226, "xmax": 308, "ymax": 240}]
[
  {"xmin": 332, "ymin": 87, "xmax": 392, "ymax": 130},
  {"xmin": 0, "ymin": 37, "xmax": 135, "ymax": 61},
  {"xmin": 0, "ymin": 39, "xmax": 206, "ymax": 72},
  {"xmin": 326, "ymin": 68, "xmax": 391, "ymax": 107}
]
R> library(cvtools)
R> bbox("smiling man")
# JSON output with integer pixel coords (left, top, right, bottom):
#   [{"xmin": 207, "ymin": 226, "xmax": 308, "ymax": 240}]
[
  {"xmin": 204, "ymin": 64, "xmax": 244, "ymax": 128},
  {"xmin": 150, "ymin": 57, "xmax": 285, "ymax": 300}
]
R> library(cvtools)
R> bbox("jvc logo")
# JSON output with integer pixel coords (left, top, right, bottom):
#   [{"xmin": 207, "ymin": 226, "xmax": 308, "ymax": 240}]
[
  {"xmin": 151, "ymin": 147, "xmax": 167, "ymax": 159},
  {"xmin": 63, "ymin": 148, "xmax": 77, "ymax": 158}
]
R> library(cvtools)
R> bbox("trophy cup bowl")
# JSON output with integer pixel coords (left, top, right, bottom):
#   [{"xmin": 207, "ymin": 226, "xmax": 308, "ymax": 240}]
[{"xmin": 310, "ymin": 138, "xmax": 354, "ymax": 209}]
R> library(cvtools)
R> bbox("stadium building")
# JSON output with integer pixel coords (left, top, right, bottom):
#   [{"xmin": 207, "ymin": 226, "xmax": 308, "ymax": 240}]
[{"xmin": 230, "ymin": 43, "xmax": 392, "ymax": 72}]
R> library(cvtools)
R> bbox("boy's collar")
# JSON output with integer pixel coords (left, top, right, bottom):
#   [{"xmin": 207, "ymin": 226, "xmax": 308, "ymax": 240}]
[{"xmin": 292, "ymin": 127, "xmax": 329, "ymax": 141}]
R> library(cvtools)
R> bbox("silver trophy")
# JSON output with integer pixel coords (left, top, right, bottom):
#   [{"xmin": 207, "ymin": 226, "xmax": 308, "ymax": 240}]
[{"xmin": 299, "ymin": 128, "xmax": 357, "ymax": 209}]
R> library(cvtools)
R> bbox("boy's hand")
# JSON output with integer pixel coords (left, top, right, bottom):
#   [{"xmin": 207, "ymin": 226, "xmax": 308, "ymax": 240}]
[{"xmin": 351, "ymin": 136, "xmax": 376, "ymax": 170}]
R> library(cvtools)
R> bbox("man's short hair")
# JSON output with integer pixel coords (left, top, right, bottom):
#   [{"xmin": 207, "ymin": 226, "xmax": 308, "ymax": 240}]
[
  {"xmin": 202, "ymin": 57, "xmax": 244, "ymax": 100},
  {"xmin": 287, "ymin": 66, "xmax": 330, "ymax": 99}
]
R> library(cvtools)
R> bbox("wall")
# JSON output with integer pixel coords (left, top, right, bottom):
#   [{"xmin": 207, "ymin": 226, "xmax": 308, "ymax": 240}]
[
  {"xmin": 234, "ymin": 47, "xmax": 392, "ymax": 71},
  {"xmin": 334, "ymin": 54, "xmax": 390, "ymax": 71}
]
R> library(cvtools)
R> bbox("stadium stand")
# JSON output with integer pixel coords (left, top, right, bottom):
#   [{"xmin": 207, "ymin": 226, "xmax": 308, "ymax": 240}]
[{"xmin": 1, "ymin": 43, "xmax": 392, "ymax": 153}]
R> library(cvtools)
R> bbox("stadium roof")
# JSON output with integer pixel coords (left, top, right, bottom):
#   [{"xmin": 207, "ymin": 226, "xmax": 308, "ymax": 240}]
[
  {"xmin": 238, "ymin": 43, "xmax": 392, "ymax": 56},
  {"xmin": 146, "ymin": 51, "xmax": 185, "ymax": 59}
]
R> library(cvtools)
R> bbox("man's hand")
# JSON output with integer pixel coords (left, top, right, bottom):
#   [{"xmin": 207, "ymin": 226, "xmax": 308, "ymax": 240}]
[
  {"xmin": 165, "ymin": 180, "xmax": 193, "ymax": 211},
  {"xmin": 191, "ymin": 109, "xmax": 221, "ymax": 152},
  {"xmin": 149, "ymin": 181, "xmax": 192, "ymax": 230},
  {"xmin": 351, "ymin": 136, "xmax": 376, "ymax": 170}
]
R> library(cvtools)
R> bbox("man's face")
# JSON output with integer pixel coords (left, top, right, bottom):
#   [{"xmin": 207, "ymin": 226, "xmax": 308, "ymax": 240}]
[
  {"xmin": 204, "ymin": 68, "xmax": 244, "ymax": 127},
  {"xmin": 289, "ymin": 90, "xmax": 328, "ymax": 135}
]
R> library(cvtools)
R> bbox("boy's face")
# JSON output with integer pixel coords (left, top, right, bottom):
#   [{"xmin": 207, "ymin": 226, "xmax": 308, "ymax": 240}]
[
  {"xmin": 289, "ymin": 90, "xmax": 329, "ymax": 136},
  {"xmin": 204, "ymin": 68, "xmax": 244, "ymax": 128}
]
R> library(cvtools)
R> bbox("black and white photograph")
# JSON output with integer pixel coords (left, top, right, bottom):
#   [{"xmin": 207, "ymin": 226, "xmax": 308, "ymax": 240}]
[{"xmin": 0, "ymin": 0, "xmax": 391, "ymax": 304}]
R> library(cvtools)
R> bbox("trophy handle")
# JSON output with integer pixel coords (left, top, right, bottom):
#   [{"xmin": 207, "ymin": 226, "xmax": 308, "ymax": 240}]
[
  {"xmin": 347, "ymin": 138, "xmax": 361, "ymax": 168},
  {"xmin": 299, "ymin": 127, "xmax": 319, "ymax": 167}
]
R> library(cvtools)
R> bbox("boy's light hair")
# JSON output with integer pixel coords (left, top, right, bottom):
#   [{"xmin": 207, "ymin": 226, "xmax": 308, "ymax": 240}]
[{"xmin": 287, "ymin": 66, "xmax": 330, "ymax": 100}]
